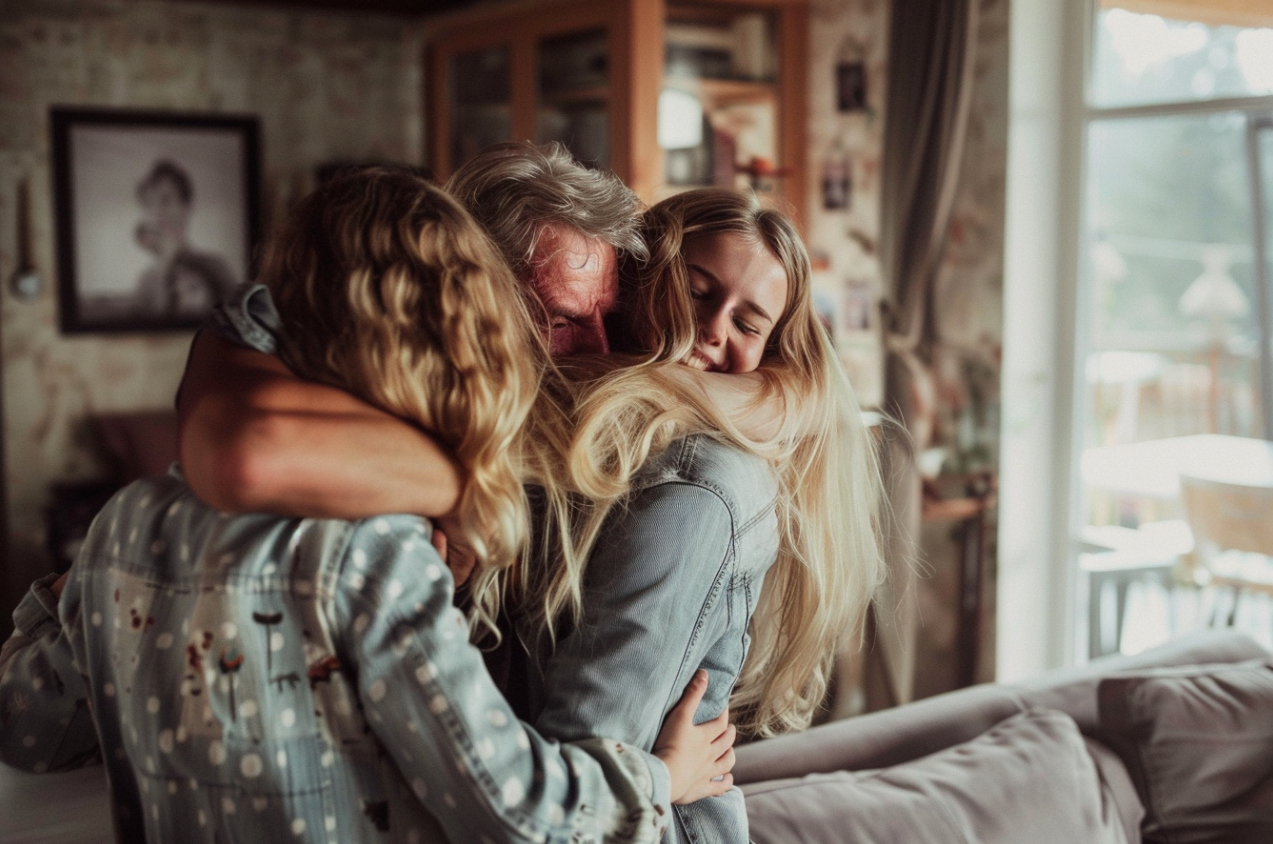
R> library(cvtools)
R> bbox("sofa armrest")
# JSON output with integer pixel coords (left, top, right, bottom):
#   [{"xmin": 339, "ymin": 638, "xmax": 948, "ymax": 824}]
[{"xmin": 734, "ymin": 684, "xmax": 1022, "ymax": 785}]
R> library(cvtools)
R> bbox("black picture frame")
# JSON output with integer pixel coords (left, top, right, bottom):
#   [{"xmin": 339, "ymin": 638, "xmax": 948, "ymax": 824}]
[{"xmin": 51, "ymin": 106, "xmax": 261, "ymax": 334}]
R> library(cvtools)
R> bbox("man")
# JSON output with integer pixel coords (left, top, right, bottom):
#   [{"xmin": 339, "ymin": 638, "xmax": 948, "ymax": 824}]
[
  {"xmin": 134, "ymin": 159, "xmax": 239, "ymax": 318},
  {"xmin": 178, "ymin": 142, "xmax": 773, "ymax": 844}
]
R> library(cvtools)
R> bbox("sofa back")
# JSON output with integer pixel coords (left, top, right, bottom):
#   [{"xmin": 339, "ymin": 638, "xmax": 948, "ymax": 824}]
[{"xmin": 734, "ymin": 629, "xmax": 1270, "ymax": 784}]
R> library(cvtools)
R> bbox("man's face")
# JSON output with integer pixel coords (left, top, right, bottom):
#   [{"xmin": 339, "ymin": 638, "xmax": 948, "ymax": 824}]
[
  {"xmin": 136, "ymin": 177, "xmax": 190, "ymax": 259},
  {"xmin": 527, "ymin": 223, "xmax": 619, "ymax": 357}
]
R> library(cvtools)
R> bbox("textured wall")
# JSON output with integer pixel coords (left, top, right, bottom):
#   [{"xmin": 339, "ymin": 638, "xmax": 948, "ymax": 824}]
[
  {"xmin": 805, "ymin": 0, "xmax": 890, "ymax": 409},
  {"xmin": 0, "ymin": 0, "xmax": 423, "ymax": 629},
  {"xmin": 805, "ymin": 0, "xmax": 1008, "ymax": 696}
]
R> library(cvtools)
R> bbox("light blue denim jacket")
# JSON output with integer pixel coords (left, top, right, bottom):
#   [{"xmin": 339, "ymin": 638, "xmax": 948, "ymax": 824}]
[
  {"xmin": 523, "ymin": 435, "xmax": 779, "ymax": 844},
  {"xmin": 199, "ymin": 284, "xmax": 780, "ymax": 843},
  {"xmin": 0, "ymin": 470, "xmax": 673, "ymax": 844}
]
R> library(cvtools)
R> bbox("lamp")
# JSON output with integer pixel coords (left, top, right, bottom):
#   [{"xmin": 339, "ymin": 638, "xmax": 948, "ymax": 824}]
[
  {"xmin": 1179, "ymin": 245, "xmax": 1249, "ymax": 342},
  {"xmin": 657, "ymin": 89, "xmax": 704, "ymax": 150}
]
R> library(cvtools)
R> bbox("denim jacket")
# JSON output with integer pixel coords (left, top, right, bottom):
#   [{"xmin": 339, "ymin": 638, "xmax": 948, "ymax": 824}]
[
  {"xmin": 0, "ymin": 470, "xmax": 672, "ymax": 844},
  {"xmin": 524, "ymin": 435, "xmax": 779, "ymax": 844}
]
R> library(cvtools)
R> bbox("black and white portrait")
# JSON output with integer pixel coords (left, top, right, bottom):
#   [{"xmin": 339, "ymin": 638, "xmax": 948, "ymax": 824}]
[{"xmin": 52, "ymin": 108, "xmax": 260, "ymax": 333}]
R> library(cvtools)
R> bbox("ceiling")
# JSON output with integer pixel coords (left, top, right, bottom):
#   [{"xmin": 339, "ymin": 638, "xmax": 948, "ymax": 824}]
[{"xmin": 173, "ymin": 0, "xmax": 489, "ymax": 17}]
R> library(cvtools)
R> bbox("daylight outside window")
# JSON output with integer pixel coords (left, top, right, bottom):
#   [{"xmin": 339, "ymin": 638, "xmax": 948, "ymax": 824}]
[{"xmin": 1075, "ymin": 0, "xmax": 1273, "ymax": 661}]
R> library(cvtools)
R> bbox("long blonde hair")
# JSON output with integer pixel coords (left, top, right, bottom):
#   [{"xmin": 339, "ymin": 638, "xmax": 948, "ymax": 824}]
[
  {"xmin": 259, "ymin": 166, "xmax": 542, "ymax": 635},
  {"xmin": 523, "ymin": 188, "xmax": 885, "ymax": 737}
]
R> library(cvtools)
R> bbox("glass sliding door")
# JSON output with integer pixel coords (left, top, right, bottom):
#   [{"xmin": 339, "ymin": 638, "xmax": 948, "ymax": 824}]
[
  {"xmin": 1250, "ymin": 116, "xmax": 1273, "ymax": 438},
  {"xmin": 1074, "ymin": 0, "xmax": 1273, "ymax": 660}
]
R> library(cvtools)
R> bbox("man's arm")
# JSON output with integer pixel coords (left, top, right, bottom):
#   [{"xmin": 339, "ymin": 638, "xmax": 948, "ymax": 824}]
[{"xmin": 177, "ymin": 332, "xmax": 463, "ymax": 518}]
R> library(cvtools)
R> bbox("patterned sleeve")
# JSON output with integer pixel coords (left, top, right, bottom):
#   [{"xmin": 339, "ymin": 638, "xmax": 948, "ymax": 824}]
[
  {"xmin": 330, "ymin": 516, "xmax": 673, "ymax": 844},
  {"xmin": 0, "ymin": 573, "xmax": 99, "ymax": 773},
  {"xmin": 202, "ymin": 282, "xmax": 282, "ymax": 355}
]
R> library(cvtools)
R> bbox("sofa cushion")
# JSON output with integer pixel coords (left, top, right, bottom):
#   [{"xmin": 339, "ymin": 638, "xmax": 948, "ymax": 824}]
[
  {"xmin": 1019, "ymin": 629, "xmax": 1272, "ymax": 734},
  {"xmin": 1096, "ymin": 659, "xmax": 1273, "ymax": 844},
  {"xmin": 743, "ymin": 708, "xmax": 1127, "ymax": 844}
]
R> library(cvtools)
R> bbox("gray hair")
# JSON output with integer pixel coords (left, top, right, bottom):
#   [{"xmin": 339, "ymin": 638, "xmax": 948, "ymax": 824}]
[{"xmin": 444, "ymin": 141, "xmax": 647, "ymax": 281}]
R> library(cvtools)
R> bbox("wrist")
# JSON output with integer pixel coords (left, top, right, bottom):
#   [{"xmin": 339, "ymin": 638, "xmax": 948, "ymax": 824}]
[{"xmin": 653, "ymin": 748, "xmax": 684, "ymax": 803}]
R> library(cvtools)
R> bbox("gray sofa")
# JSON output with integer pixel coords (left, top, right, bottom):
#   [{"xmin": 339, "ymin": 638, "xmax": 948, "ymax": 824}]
[
  {"xmin": 736, "ymin": 629, "xmax": 1273, "ymax": 843},
  {"xmin": 3, "ymin": 630, "xmax": 1270, "ymax": 843}
]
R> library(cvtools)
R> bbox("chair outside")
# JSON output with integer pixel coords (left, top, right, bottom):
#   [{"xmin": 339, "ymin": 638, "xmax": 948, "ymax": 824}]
[{"xmin": 1179, "ymin": 475, "xmax": 1273, "ymax": 639}]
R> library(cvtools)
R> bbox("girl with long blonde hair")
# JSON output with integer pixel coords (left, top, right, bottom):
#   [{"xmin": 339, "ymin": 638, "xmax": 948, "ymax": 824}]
[
  {"xmin": 513, "ymin": 188, "xmax": 885, "ymax": 844},
  {"xmin": 523, "ymin": 187, "xmax": 884, "ymax": 737}
]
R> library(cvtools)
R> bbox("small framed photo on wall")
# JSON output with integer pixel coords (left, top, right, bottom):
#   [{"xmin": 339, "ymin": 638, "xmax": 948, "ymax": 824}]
[{"xmin": 51, "ymin": 107, "xmax": 261, "ymax": 333}]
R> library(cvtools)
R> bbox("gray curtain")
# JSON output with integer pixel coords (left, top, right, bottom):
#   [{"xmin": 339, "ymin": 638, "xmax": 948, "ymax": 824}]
[{"xmin": 868, "ymin": 0, "xmax": 981, "ymax": 709}]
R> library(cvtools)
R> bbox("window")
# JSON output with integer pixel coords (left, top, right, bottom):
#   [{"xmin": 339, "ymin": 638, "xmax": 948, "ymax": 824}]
[{"xmin": 1074, "ymin": 0, "xmax": 1273, "ymax": 659}]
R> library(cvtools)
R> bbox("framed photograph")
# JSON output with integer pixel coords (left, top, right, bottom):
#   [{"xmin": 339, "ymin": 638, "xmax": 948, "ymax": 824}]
[
  {"xmin": 51, "ymin": 107, "xmax": 261, "ymax": 333},
  {"xmin": 836, "ymin": 61, "xmax": 867, "ymax": 112}
]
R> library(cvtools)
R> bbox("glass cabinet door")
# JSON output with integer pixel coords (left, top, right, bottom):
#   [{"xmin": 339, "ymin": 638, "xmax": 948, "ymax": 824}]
[
  {"xmin": 449, "ymin": 46, "xmax": 512, "ymax": 172},
  {"xmin": 536, "ymin": 28, "xmax": 610, "ymax": 169},
  {"xmin": 659, "ymin": 4, "xmax": 783, "ymax": 200}
]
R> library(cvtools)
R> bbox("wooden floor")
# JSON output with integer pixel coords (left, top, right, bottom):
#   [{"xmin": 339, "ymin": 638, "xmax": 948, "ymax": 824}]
[{"xmin": 0, "ymin": 763, "xmax": 112, "ymax": 844}]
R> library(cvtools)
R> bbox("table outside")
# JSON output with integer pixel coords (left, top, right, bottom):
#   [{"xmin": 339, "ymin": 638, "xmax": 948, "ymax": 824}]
[
  {"xmin": 1082, "ymin": 434, "xmax": 1273, "ymax": 500},
  {"xmin": 1078, "ymin": 435, "xmax": 1273, "ymax": 658}
]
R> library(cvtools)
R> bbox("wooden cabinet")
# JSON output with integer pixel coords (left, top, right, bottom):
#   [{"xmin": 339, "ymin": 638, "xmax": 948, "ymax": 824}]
[{"xmin": 425, "ymin": 0, "xmax": 807, "ymax": 225}]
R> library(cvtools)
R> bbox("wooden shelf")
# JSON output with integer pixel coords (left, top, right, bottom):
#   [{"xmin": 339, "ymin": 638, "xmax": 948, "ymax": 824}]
[
  {"xmin": 540, "ymin": 86, "xmax": 611, "ymax": 105},
  {"xmin": 665, "ymin": 75, "xmax": 777, "ymax": 103}
]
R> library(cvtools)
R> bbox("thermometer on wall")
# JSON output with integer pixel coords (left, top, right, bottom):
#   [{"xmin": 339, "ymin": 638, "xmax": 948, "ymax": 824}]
[{"xmin": 9, "ymin": 177, "xmax": 41, "ymax": 299}]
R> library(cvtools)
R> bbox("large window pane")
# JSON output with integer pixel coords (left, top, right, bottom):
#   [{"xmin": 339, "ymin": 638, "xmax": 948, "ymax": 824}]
[
  {"xmin": 1086, "ymin": 113, "xmax": 1263, "ymax": 443},
  {"xmin": 1257, "ymin": 118, "xmax": 1273, "ymax": 433},
  {"xmin": 1091, "ymin": 7, "xmax": 1273, "ymax": 108}
]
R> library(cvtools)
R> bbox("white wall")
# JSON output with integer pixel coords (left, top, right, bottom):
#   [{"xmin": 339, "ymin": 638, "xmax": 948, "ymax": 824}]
[{"xmin": 997, "ymin": 0, "xmax": 1089, "ymax": 680}]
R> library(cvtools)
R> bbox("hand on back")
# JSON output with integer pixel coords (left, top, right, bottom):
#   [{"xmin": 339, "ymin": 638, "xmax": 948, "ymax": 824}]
[{"xmin": 654, "ymin": 669, "xmax": 737, "ymax": 804}]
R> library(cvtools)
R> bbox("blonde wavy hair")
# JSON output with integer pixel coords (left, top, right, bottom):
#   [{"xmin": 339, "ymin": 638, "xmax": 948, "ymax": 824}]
[
  {"xmin": 522, "ymin": 188, "xmax": 885, "ymax": 738},
  {"xmin": 259, "ymin": 165, "xmax": 542, "ymax": 635}
]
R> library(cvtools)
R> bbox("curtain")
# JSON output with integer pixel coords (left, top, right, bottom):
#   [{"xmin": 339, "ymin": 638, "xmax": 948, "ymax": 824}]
[{"xmin": 868, "ymin": 0, "xmax": 981, "ymax": 709}]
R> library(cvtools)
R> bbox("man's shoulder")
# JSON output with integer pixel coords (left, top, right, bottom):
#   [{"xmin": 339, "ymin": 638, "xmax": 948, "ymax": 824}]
[{"xmin": 634, "ymin": 434, "xmax": 777, "ymax": 505}]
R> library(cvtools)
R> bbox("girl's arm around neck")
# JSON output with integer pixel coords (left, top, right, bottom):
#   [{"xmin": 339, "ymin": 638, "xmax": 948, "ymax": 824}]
[{"xmin": 177, "ymin": 333, "xmax": 463, "ymax": 519}]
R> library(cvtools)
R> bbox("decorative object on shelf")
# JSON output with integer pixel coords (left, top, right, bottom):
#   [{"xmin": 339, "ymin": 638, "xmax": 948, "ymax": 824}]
[
  {"xmin": 836, "ymin": 35, "xmax": 868, "ymax": 112},
  {"xmin": 659, "ymin": 88, "xmax": 714, "ymax": 185},
  {"xmin": 9, "ymin": 176, "xmax": 42, "ymax": 299},
  {"xmin": 51, "ymin": 107, "xmax": 260, "ymax": 334},
  {"xmin": 736, "ymin": 155, "xmax": 791, "ymax": 192},
  {"xmin": 822, "ymin": 140, "xmax": 852, "ymax": 210},
  {"xmin": 843, "ymin": 277, "xmax": 875, "ymax": 332}
]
